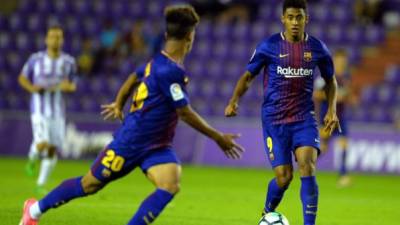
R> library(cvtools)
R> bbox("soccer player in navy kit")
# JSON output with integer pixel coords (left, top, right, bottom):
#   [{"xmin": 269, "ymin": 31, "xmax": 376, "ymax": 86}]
[
  {"xmin": 314, "ymin": 49, "xmax": 351, "ymax": 187},
  {"xmin": 20, "ymin": 5, "xmax": 244, "ymax": 225},
  {"xmin": 225, "ymin": 0, "xmax": 340, "ymax": 224}
]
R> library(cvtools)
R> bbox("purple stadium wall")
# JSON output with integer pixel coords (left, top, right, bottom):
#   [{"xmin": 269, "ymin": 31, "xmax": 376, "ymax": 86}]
[{"xmin": 1, "ymin": 115, "xmax": 400, "ymax": 174}]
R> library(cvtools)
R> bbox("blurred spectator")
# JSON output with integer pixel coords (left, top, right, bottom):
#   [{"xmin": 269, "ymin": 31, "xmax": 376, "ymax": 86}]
[
  {"xmin": 116, "ymin": 20, "xmax": 150, "ymax": 75},
  {"xmin": 93, "ymin": 19, "xmax": 119, "ymax": 73},
  {"xmin": 191, "ymin": 0, "xmax": 259, "ymax": 23},
  {"xmin": 144, "ymin": 21, "xmax": 165, "ymax": 56},
  {"xmin": 354, "ymin": 0, "xmax": 385, "ymax": 25},
  {"xmin": 77, "ymin": 38, "xmax": 94, "ymax": 76},
  {"xmin": 100, "ymin": 19, "xmax": 118, "ymax": 50}
]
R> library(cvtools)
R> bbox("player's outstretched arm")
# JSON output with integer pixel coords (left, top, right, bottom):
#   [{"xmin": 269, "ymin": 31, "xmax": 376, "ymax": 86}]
[
  {"xmin": 177, "ymin": 105, "xmax": 244, "ymax": 159},
  {"xmin": 18, "ymin": 75, "xmax": 45, "ymax": 94},
  {"xmin": 101, "ymin": 73, "xmax": 139, "ymax": 121},
  {"xmin": 225, "ymin": 71, "xmax": 255, "ymax": 117},
  {"xmin": 323, "ymin": 76, "xmax": 341, "ymax": 136}
]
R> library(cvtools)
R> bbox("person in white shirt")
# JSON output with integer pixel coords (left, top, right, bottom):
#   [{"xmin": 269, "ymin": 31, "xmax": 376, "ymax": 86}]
[{"xmin": 18, "ymin": 25, "xmax": 77, "ymax": 194}]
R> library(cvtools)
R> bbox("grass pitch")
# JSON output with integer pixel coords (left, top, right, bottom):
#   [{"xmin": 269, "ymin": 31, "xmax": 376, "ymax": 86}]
[{"xmin": 1, "ymin": 157, "xmax": 399, "ymax": 225}]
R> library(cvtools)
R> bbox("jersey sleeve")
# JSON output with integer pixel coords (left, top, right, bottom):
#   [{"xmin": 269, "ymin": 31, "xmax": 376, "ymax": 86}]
[
  {"xmin": 246, "ymin": 41, "xmax": 269, "ymax": 77},
  {"xmin": 158, "ymin": 68, "xmax": 190, "ymax": 108},
  {"xmin": 317, "ymin": 41, "xmax": 334, "ymax": 80},
  {"xmin": 21, "ymin": 54, "xmax": 37, "ymax": 81},
  {"xmin": 135, "ymin": 64, "xmax": 147, "ymax": 81}
]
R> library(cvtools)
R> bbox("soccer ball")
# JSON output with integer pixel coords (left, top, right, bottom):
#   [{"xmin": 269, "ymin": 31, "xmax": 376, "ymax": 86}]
[{"xmin": 258, "ymin": 212, "xmax": 289, "ymax": 225}]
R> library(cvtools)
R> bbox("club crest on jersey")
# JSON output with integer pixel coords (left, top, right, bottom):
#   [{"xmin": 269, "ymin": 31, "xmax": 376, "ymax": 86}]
[
  {"xmin": 304, "ymin": 51, "xmax": 312, "ymax": 62},
  {"xmin": 102, "ymin": 168, "xmax": 111, "ymax": 178}
]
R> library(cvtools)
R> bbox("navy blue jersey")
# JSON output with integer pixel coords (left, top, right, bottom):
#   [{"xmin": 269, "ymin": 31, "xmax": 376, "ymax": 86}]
[
  {"xmin": 247, "ymin": 32, "xmax": 334, "ymax": 124},
  {"xmin": 111, "ymin": 51, "xmax": 190, "ymax": 151}
]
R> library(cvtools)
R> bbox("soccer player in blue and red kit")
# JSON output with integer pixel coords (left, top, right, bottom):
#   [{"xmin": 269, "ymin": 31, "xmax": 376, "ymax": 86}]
[
  {"xmin": 20, "ymin": 5, "xmax": 244, "ymax": 225},
  {"xmin": 225, "ymin": 0, "xmax": 340, "ymax": 224}
]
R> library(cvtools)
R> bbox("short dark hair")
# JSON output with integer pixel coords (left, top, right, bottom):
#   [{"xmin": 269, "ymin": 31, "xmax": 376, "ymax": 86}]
[
  {"xmin": 164, "ymin": 4, "xmax": 200, "ymax": 39},
  {"xmin": 283, "ymin": 0, "xmax": 307, "ymax": 14}
]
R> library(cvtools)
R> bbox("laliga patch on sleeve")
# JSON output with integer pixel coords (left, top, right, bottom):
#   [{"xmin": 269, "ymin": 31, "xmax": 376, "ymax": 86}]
[{"xmin": 170, "ymin": 83, "xmax": 184, "ymax": 101}]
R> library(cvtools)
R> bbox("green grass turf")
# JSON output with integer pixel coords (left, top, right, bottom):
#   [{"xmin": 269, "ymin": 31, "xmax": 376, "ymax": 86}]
[{"xmin": 1, "ymin": 157, "xmax": 399, "ymax": 225}]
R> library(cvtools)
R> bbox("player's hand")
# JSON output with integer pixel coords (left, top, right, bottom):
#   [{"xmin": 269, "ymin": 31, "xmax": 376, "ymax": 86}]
[
  {"xmin": 101, "ymin": 102, "xmax": 124, "ymax": 121},
  {"xmin": 323, "ymin": 110, "xmax": 341, "ymax": 136},
  {"xmin": 30, "ymin": 85, "xmax": 45, "ymax": 94},
  {"xmin": 215, "ymin": 133, "xmax": 245, "ymax": 159},
  {"xmin": 224, "ymin": 100, "xmax": 238, "ymax": 117},
  {"xmin": 58, "ymin": 79, "xmax": 76, "ymax": 92}
]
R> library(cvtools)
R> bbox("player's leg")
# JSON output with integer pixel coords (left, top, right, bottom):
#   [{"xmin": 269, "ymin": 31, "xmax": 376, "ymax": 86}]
[
  {"xmin": 263, "ymin": 123, "xmax": 293, "ymax": 214},
  {"xmin": 36, "ymin": 144, "xmax": 57, "ymax": 192},
  {"xmin": 337, "ymin": 136, "xmax": 351, "ymax": 187},
  {"xmin": 292, "ymin": 117, "xmax": 320, "ymax": 225},
  {"xmin": 26, "ymin": 114, "xmax": 46, "ymax": 177},
  {"xmin": 36, "ymin": 117, "xmax": 62, "ymax": 192},
  {"xmin": 264, "ymin": 164, "xmax": 293, "ymax": 214},
  {"xmin": 36, "ymin": 117, "xmax": 66, "ymax": 189},
  {"xmin": 128, "ymin": 148, "xmax": 180, "ymax": 225},
  {"xmin": 19, "ymin": 170, "xmax": 103, "ymax": 225},
  {"xmin": 20, "ymin": 145, "xmax": 135, "ymax": 225},
  {"xmin": 295, "ymin": 147, "xmax": 319, "ymax": 225}
]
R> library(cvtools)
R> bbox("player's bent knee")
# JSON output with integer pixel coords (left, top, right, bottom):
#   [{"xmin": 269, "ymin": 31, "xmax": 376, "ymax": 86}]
[
  {"xmin": 81, "ymin": 173, "xmax": 105, "ymax": 195},
  {"xmin": 276, "ymin": 174, "xmax": 293, "ymax": 187},
  {"xmin": 298, "ymin": 162, "xmax": 316, "ymax": 176},
  {"xmin": 157, "ymin": 182, "xmax": 180, "ymax": 194}
]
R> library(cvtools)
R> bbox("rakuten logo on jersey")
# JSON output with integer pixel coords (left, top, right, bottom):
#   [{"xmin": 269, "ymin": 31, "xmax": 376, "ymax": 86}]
[{"xmin": 277, "ymin": 66, "xmax": 313, "ymax": 78}]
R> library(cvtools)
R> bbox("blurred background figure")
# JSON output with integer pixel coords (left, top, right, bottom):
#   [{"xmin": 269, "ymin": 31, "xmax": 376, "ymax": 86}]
[
  {"xmin": 77, "ymin": 38, "xmax": 94, "ymax": 76},
  {"xmin": 191, "ymin": 0, "xmax": 260, "ymax": 23},
  {"xmin": 314, "ymin": 49, "xmax": 353, "ymax": 188},
  {"xmin": 116, "ymin": 20, "xmax": 151, "ymax": 76},
  {"xmin": 18, "ymin": 25, "xmax": 77, "ymax": 195},
  {"xmin": 354, "ymin": 0, "xmax": 385, "ymax": 25},
  {"xmin": 92, "ymin": 19, "xmax": 119, "ymax": 74}
]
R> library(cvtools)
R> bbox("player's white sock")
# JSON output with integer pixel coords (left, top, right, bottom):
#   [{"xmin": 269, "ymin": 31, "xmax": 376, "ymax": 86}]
[
  {"xmin": 37, "ymin": 157, "xmax": 57, "ymax": 186},
  {"xmin": 29, "ymin": 201, "xmax": 42, "ymax": 219}
]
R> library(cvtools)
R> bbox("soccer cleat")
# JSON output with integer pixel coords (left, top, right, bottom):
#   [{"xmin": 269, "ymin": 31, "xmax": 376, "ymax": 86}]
[
  {"xmin": 25, "ymin": 160, "xmax": 38, "ymax": 177},
  {"xmin": 19, "ymin": 198, "xmax": 39, "ymax": 225}
]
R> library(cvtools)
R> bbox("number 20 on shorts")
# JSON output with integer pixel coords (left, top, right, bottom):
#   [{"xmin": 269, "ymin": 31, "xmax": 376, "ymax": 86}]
[{"xmin": 101, "ymin": 149, "xmax": 125, "ymax": 172}]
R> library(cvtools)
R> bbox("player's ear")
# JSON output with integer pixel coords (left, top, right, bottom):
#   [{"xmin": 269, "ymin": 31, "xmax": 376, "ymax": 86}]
[
  {"xmin": 281, "ymin": 14, "xmax": 285, "ymax": 24},
  {"xmin": 184, "ymin": 30, "xmax": 194, "ymax": 42},
  {"xmin": 305, "ymin": 14, "xmax": 309, "ymax": 24}
]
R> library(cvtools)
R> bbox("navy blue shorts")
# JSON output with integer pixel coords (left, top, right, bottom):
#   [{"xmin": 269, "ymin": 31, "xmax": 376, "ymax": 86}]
[
  {"xmin": 90, "ymin": 145, "xmax": 181, "ymax": 183},
  {"xmin": 262, "ymin": 116, "xmax": 320, "ymax": 168}
]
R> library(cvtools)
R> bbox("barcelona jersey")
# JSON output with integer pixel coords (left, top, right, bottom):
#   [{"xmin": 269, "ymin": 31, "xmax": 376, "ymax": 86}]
[
  {"xmin": 247, "ymin": 32, "xmax": 334, "ymax": 124},
  {"xmin": 110, "ymin": 51, "xmax": 190, "ymax": 152}
]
